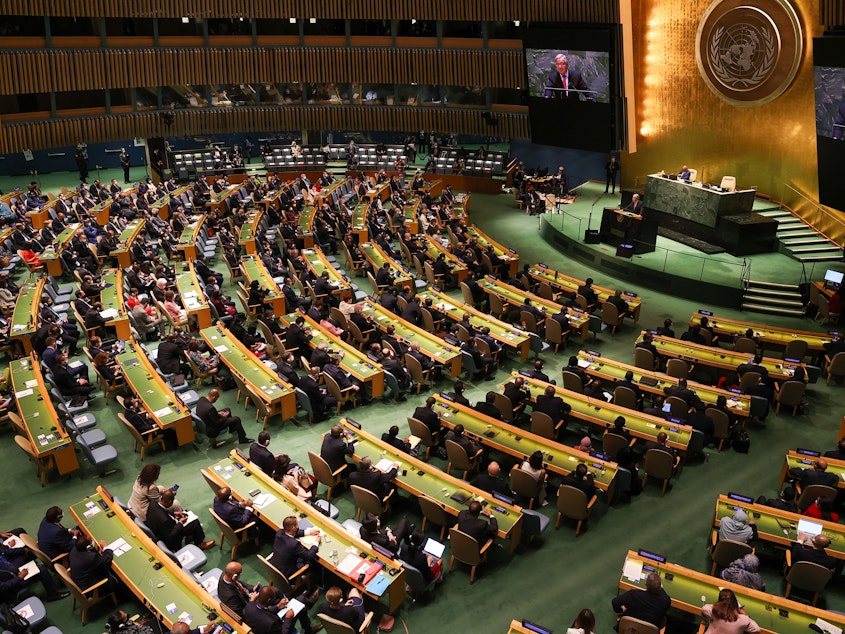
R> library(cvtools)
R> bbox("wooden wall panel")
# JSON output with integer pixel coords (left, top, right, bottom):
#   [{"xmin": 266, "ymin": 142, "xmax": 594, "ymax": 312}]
[
  {"xmin": 0, "ymin": 106, "xmax": 528, "ymax": 153},
  {"xmin": 820, "ymin": 0, "xmax": 845, "ymax": 25},
  {"xmin": 0, "ymin": 47, "xmax": 522, "ymax": 94},
  {"xmin": 0, "ymin": 0, "xmax": 619, "ymax": 22}
]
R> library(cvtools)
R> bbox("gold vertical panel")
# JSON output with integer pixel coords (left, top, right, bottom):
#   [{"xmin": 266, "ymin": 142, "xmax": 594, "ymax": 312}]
[{"xmin": 622, "ymin": 0, "xmax": 845, "ymax": 240}]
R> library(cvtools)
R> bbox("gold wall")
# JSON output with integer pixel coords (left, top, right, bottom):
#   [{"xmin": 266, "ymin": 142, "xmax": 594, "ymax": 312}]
[{"xmin": 623, "ymin": 0, "xmax": 845, "ymax": 242}]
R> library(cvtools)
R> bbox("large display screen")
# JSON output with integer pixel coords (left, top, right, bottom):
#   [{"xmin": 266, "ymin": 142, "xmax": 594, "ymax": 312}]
[
  {"xmin": 523, "ymin": 26, "xmax": 619, "ymax": 152},
  {"xmin": 813, "ymin": 37, "xmax": 845, "ymax": 211}
]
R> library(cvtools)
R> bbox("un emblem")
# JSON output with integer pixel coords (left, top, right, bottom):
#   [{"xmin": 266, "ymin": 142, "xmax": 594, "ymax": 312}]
[{"xmin": 695, "ymin": 0, "xmax": 803, "ymax": 107}]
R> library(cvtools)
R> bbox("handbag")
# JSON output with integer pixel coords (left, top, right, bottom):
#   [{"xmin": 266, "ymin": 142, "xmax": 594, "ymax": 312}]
[{"xmin": 732, "ymin": 429, "xmax": 751, "ymax": 454}]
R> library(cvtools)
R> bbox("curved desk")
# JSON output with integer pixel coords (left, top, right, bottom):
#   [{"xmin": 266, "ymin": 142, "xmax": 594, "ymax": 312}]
[
  {"xmin": 99, "ymin": 268, "xmax": 131, "ymax": 340},
  {"xmin": 529, "ymin": 264, "xmax": 642, "ymax": 322},
  {"xmin": 11, "ymin": 278, "xmax": 44, "ymax": 354},
  {"xmin": 688, "ymin": 311, "xmax": 830, "ymax": 352}
]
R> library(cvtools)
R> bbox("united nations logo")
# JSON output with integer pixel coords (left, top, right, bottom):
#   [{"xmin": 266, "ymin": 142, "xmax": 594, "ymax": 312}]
[{"xmin": 695, "ymin": 0, "xmax": 803, "ymax": 107}]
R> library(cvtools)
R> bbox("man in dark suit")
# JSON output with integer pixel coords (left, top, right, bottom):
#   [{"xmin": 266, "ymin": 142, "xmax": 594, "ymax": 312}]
[
  {"xmin": 475, "ymin": 392, "xmax": 504, "ymax": 420},
  {"xmin": 611, "ymin": 572, "xmax": 671, "ymax": 629},
  {"xmin": 528, "ymin": 359, "xmax": 553, "ymax": 384},
  {"xmin": 196, "ymin": 389, "xmax": 253, "ymax": 448},
  {"xmin": 791, "ymin": 534, "xmax": 837, "ymax": 570},
  {"xmin": 736, "ymin": 352, "xmax": 770, "ymax": 381},
  {"xmin": 375, "ymin": 263, "xmax": 395, "ymax": 289},
  {"xmin": 68, "ymin": 536, "xmax": 119, "ymax": 596},
  {"xmin": 787, "ymin": 458, "xmax": 839, "ymax": 489},
  {"xmin": 503, "ymin": 376, "xmax": 531, "ymax": 419},
  {"xmin": 576, "ymin": 278, "xmax": 598, "ymax": 309},
  {"xmin": 457, "ymin": 501, "xmax": 498, "ymax": 543},
  {"xmin": 615, "ymin": 370, "xmax": 643, "ymax": 403},
  {"xmin": 285, "ymin": 315, "xmax": 312, "ymax": 361},
  {"xmin": 146, "ymin": 490, "xmax": 214, "ymax": 551},
  {"xmin": 563, "ymin": 355, "xmax": 587, "ymax": 386},
  {"xmin": 635, "ymin": 333, "xmax": 660, "ymax": 367},
  {"xmin": 348, "ymin": 456, "xmax": 397, "ymax": 500},
  {"xmin": 242, "ymin": 586, "xmax": 297, "ymax": 634},
  {"xmin": 624, "ymin": 193, "xmax": 643, "ymax": 215},
  {"xmin": 412, "ymin": 396, "xmax": 441, "ymax": 436},
  {"xmin": 470, "ymin": 461, "xmax": 512, "ymax": 497},
  {"xmin": 761, "ymin": 486, "xmax": 797, "ymax": 512},
  {"xmin": 320, "ymin": 424, "xmax": 355, "ymax": 475},
  {"xmin": 267, "ymin": 515, "xmax": 321, "ymax": 578},
  {"xmin": 561, "ymin": 463, "xmax": 596, "ymax": 500},
  {"xmin": 53, "ymin": 355, "xmax": 96, "ymax": 400},
  {"xmin": 400, "ymin": 296, "xmax": 423, "ymax": 326},
  {"xmin": 380, "ymin": 286, "xmax": 400, "ymax": 314},
  {"xmin": 663, "ymin": 378, "xmax": 701, "ymax": 410},
  {"xmin": 534, "ymin": 384, "xmax": 571, "ymax": 424},
  {"xmin": 250, "ymin": 432, "xmax": 276, "ymax": 475},
  {"xmin": 299, "ymin": 366, "xmax": 337, "ymax": 419},
  {"xmin": 213, "ymin": 487, "xmax": 255, "ymax": 531},
  {"xmin": 156, "ymin": 333, "xmax": 185, "ymax": 375},
  {"xmin": 543, "ymin": 54, "xmax": 592, "ymax": 100},
  {"xmin": 643, "ymin": 432, "xmax": 680, "ymax": 468},
  {"xmin": 37, "ymin": 506, "xmax": 79, "ymax": 560}
]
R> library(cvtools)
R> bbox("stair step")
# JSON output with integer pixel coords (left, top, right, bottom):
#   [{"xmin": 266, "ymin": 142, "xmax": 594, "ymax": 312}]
[
  {"xmin": 741, "ymin": 303, "xmax": 806, "ymax": 317},
  {"xmin": 788, "ymin": 245, "xmax": 842, "ymax": 254},
  {"xmin": 744, "ymin": 287, "xmax": 802, "ymax": 299},
  {"xmin": 778, "ymin": 230, "xmax": 819, "ymax": 239},
  {"xmin": 743, "ymin": 294, "xmax": 804, "ymax": 308},
  {"xmin": 782, "ymin": 237, "xmax": 834, "ymax": 246},
  {"xmin": 776, "ymin": 219, "xmax": 806, "ymax": 228},
  {"xmin": 757, "ymin": 209, "xmax": 792, "ymax": 217},
  {"xmin": 746, "ymin": 280, "xmax": 800, "ymax": 291},
  {"xmin": 799, "ymin": 254, "xmax": 843, "ymax": 262}
]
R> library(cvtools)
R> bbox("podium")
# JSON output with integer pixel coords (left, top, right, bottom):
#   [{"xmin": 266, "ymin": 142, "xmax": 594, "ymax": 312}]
[{"xmin": 599, "ymin": 207, "xmax": 657, "ymax": 254}]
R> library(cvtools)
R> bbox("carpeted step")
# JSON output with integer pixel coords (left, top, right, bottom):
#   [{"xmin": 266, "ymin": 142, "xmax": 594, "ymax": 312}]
[{"xmin": 741, "ymin": 302, "xmax": 806, "ymax": 317}]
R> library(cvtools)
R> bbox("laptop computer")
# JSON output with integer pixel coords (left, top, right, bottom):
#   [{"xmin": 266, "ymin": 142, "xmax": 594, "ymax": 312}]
[
  {"xmin": 422, "ymin": 537, "xmax": 446, "ymax": 559},
  {"xmin": 798, "ymin": 518, "xmax": 823, "ymax": 537}
]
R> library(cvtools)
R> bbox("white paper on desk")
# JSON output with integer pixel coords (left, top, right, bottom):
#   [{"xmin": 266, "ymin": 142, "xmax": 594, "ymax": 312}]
[
  {"xmin": 214, "ymin": 345, "xmax": 229, "ymax": 353},
  {"xmin": 19, "ymin": 561, "xmax": 39, "ymax": 580},
  {"xmin": 69, "ymin": 361, "xmax": 83, "ymax": 369},
  {"xmin": 622, "ymin": 559, "xmax": 644, "ymax": 582},
  {"xmin": 336, "ymin": 553, "xmax": 363, "ymax": 575},
  {"xmin": 3, "ymin": 535, "xmax": 24, "ymax": 549},
  {"xmin": 278, "ymin": 598, "xmax": 306, "ymax": 618},
  {"xmin": 408, "ymin": 435, "xmax": 421, "ymax": 449},
  {"xmin": 153, "ymin": 407, "xmax": 172, "ymax": 417},
  {"xmin": 100, "ymin": 308, "xmax": 119, "ymax": 319},
  {"xmin": 183, "ymin": 510, "xmax": 199, "ymax": 525},
  {"xmin": 577, "ymin": 359, "xmax": 591, "ymax": 368},
  {"xmin": 299, "ymin": 533, "xmax": 321, "ymax": 549},
  {"xmin": 106, "ymin": 537, "xmax": 132, "ymax": 556},
  {"xmin": 253, "ymin": 493, "xmax": 274, "ymax": 509},
  {"xmin": 24, "ymin": 380, "xmax": 38, "ymax": 389},
  {"xmin": 83, "ymin": 506, "xmax": 101, "ymax": 519},
  {"xmin": 374, "ymin": 458, "xmax": 398, "ymax": 473},
  {"xmin": 177, "ymin": 611, "xmax": 193, "ymax": 625},
  {"xmin": 14, "ymin": 389, "xmax": 33, "ymax": 398},
  {"xmin": 815, "ymin": 618, "xmax": 843, "ymax": 634}
]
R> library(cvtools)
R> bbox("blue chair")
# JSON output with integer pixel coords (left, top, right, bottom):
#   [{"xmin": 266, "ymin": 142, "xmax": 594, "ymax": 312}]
[
  {"xmin": 156, "ymin": 540, "xmax": 207, "ymax": 574},
  {"xmin": 197, "ymin": 567, "xmax": 223, "ymax": 599},
  {"xmin": 12, "ymin": 596, "xmax": 46, "ymax": 630},
  {"xmin": 77, "ymin": 435, "xmax": 118, "ymax": 477}
]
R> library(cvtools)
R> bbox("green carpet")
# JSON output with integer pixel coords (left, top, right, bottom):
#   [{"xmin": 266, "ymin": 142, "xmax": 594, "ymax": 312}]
[{"xmin": 2, "ymin": 171, "xmax": 843, "ymax": 634}]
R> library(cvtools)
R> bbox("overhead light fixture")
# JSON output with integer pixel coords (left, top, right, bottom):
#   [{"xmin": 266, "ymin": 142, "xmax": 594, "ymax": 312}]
[
  {"xmin": 309, "ymin": 18, "xmax": 316, "ymax": 24},
  {"xmin": 514, "ymin": 20, "xmax": 520, "ymax": 27},
  {"xmin": 289, "ymin": 17, "xmax": 297, "ymax": 24},
  {"xmin": 181, "ymin": 16, "xmax": 189, "ymax": 24}
]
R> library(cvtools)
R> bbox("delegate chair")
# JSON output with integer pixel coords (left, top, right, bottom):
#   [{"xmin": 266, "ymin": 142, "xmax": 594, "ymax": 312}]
[
  {"xmin": 418, "ymin": 494, "xmax": 450, "ymax": 540},
  {"xmin": 401, "ymin": 558, "xmax": 437, "ymax": 603},
  {"xmin": 55, "ymin": 563, "xmax": 118, "ymax": 625},
  {"xmin": 555, "ymin": 484, "xmax": 596, "ymax": 536},
  {"xmin": 444, "ymin": 439, "xmax": 481, "ymax": 480},
  {"xmin": 448, "ymin": 527, "xmax": 493, "ymax": 583},
  {"xmin": 350, "ymin": 484, "xmax": 392, "ymax": 521},
  {"xmin": 602, "ymin": 432, "xmax": 634, "ymax": 461},
  {"xmin": 709, "ymin": 530, "xmax": 753, "ymax": 575},
  {"xmin": 613, "ymin": 385, "xmax": 639, "ymax": 410},
  {"xmin": 783, "ymin": 339, "xmax": 808, "ymax": 361},
  {"xmin": 664, "ymin": 396, "xmax": 689, "ymax": 418},
  {"xmin": 318, "ymin": 609, "xmax": 374, "ymax": 634},
  {"xmin": 784, "ymin": 555, "xmax": 833, "ymax": 606},
  {"xmin": 796, "ymin": 485, "xmax": 838, "ymax": 512},
  {"xmin": 530, "ymin": 410, "xmax": 561, "ymax": 442},
  {"xmin": 490, "ymin": 392, "xmax": 519, "ymax": 424},
  {"xmin": 826, "ymin": 352, "xmax": 845, "ymax": 385},
  {"xmin": 634, "ymin": 347, "xmax": 656, "ymax": 371},
  {"xmin": 739, "ymin": 371, "xmax": 761, "ymax": 393},
  {"xmin": 665, "ymin": 359, "xmax": 689, "ymax": 380},
  {"xmin": 257, "ymin": 553, "xmax": 307, "ymax": 597},
  {"xmin": 704, "ymin": 407, "xmax": 732, "ymax": 451},
  {"xmin": 509, "ymin": 467, "xmax": 540, "ymax": 509},
  {"xmin": 562, "ymin": 370, "xmax": 585, "ymax": 394},
  {"xmin": 719, "ymin": 176, "xmax": 736, "ymax": 192},
  {"xmin": 15, "ymin": 435, "xmax": 57, "ymax": 487},
  {"xmin": 544, "ymin": 317, "xmax": 568, "ymax": 352},
  {"xmin": 209, "ymin": 507, "xmax": 257, "ymax": 560},
  {"xmin": 407, "ymin": 416, "xmax": 438, "ymax": 460},
  {"xmin": 308, "ymin": 451, "xmax": 347, "ymax": 501},
  {"xmin": 642, "ymin": 449, "xmax": 677, "ymax": 496},
  {"xmin": 405, "ymin": 354, "xmax": 432, "ymax": 393},
  {"xmin": 618, "ymin": 616, "xmax": 660, "ymax": 634},
  {"xmin": 776, "ymin": 380, "xmax": 805, "ymax": 415},
  {"xmin": 119, "ymin": 413, "xmax": 166, "ymax": 460},
  {"xmin": 601, "ymin": 302, "xmax": 623, "ymax": 334},
  {"xmin": 733, "ymin": 337, "xmax": 757, "ymax": 353}
]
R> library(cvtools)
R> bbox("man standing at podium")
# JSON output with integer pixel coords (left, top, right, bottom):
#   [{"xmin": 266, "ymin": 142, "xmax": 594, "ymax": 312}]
[
  {"xmin": 544, "ymin": 54, "xmax": 591, "ymax": 100},
  {"xmin": 624, "ymin": 193, "xmax": 643, "ymax": 216}
]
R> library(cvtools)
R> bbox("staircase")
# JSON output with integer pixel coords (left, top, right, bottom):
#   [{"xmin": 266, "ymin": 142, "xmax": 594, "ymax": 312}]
[
  {"xmin": 756, "ymin": 204, "xmax": 842, "ymax": 263},
  {"xmin": 741, "ymin": 280, "xmax": 805, "ymax": 317}
]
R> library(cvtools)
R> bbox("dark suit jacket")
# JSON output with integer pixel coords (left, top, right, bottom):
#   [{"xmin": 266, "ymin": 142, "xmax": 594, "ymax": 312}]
[
  {"xmin": 544, "ymin": 70, "xmax": 590, "ymax": 99},
  {"xmin": 243, "ymin": 599, "xmax": 294, "ymax": 634},
  {"xmin": 470, "ymin": 472, "xmax": 512, "ymax": 497},
  {"xmin": 474, "ymin": 401, "xmax": 503, "ymax": 420},
  {"xmin": 787, "ymin": 467, "xmax": 839, "ymax": 489},
  {"xmin": 145, "ymin": 501, "xmax": 187, "ymax": 551},
  {"xmin": 320, "ymin": 434, "xmax": 353, "ymax": 472},
  {"xmin": 413, "ymin": 406, "xmax": 440, "ymax": 434},
  {"xmin": 37, "ymin": 520, "xmax": 75, "ymax": 559},
  {"xmin": 218, "ymin": 576, "xmax": 255, "ymax": 617},
  {"xmin": 349, "ymin": 466, "xmax": 397, "ymax": 499},
  {"xmin": 267, "ymin": 529, "xmax": 318, "ymax": 578},
  {"xmin": 196, "ymin": 396, "xmax": 227, "ymax": 429},
  {"xmin": 456, "ymin": 510, "xmax": 497, "ymax": 543},
  {"xmin": 250, "ymin": 442, "xmax": 276, "ymax": 475},
  {"xmin": 68, "ymin": 546, "xmax": 113, "ymax": 590},
  {"xmin": 791, "ymin": 543, "xmax": 837, "ymax": 570},
  {"xmin": 156, "ymin": 341, "xmax": 184, "ymax": 374},
  {"xmin": 213, "ymin": 497, "xmax": 253, "ymax": 530},
  {"xmin": 503, "ymin": 382, "xmax": 530, "ymax": 409},
  {"xmin": 534, "ymin": 394, "xmax": 570, "ymax": 421}
]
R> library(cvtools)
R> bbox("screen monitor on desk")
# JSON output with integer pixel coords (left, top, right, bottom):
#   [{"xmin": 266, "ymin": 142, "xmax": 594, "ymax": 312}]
[
  {"xmin": 798, "ymin": 518, "xmax": 823, "ymax": 536},
  {"xmin": 824, "ymin": 269, "xmax": 843, "ymax": 289}
]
